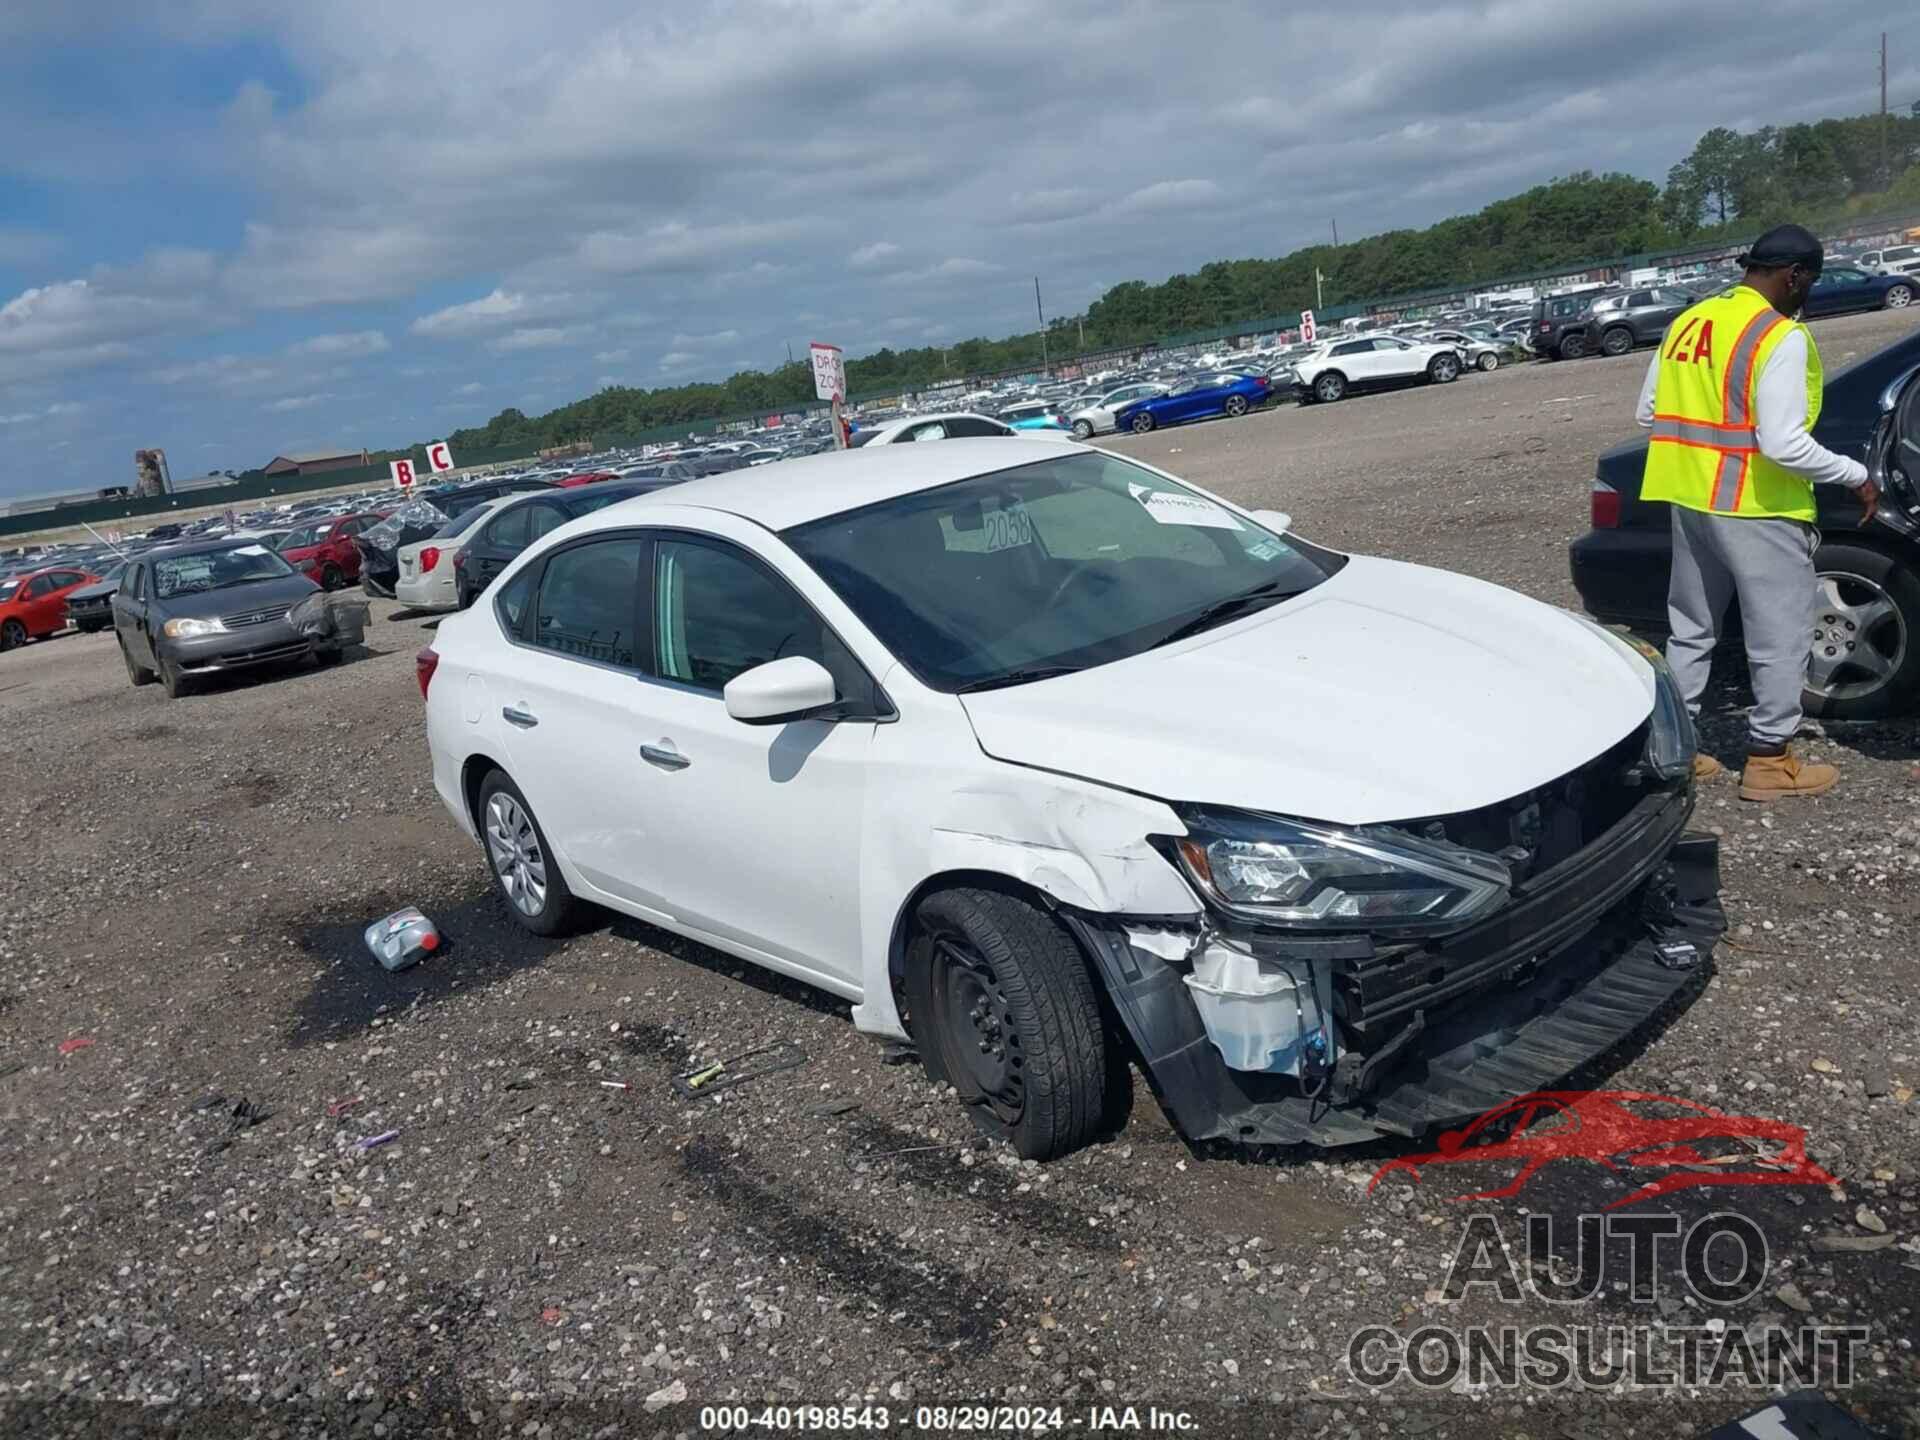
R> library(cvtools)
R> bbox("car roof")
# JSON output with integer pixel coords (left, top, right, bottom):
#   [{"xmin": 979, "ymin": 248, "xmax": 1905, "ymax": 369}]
[
  {"xmin": 584, "ymin": 436, "xmax": 1081, "ymax": 531},
  {"xmin": 141, "ymin": 537, "xmax": 269, "ymax": 559}
]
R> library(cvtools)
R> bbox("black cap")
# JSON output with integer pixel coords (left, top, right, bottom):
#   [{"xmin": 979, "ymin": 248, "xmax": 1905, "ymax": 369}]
[{"xmin": 1738, "ymin": 223, "xmax": 1824, "ymax": 272}]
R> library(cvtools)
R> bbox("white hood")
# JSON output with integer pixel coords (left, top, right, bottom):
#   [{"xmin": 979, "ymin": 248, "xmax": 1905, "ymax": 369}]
[{"xmin": 958, "ymin": 554, "xmax": 1655, "ymax": 827}]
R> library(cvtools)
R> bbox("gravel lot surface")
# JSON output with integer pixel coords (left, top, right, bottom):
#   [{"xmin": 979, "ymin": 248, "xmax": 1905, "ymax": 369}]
[{"xmin": 4, "ymin": 309, "xmax": 1919, "ymax": 1438}]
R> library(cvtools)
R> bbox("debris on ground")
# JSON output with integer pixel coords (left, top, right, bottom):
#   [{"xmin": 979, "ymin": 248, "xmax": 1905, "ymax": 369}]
[
  {"xmin": 363, "ymin": 906, "xmax": 442, "ymax": 972},
  {"xmin": 57, "ymin": 1036, "xmax": 94, "ymax": 1056},
  {"xmin": 670, "ymin": 1039, "xmax": 806, "ymax": 1098}
]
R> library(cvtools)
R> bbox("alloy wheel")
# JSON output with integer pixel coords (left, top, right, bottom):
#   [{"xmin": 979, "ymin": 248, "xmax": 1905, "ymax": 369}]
[
  {"xmin": 1888, "ymin": 286, "xmax": 1913, "ymax": 309},
  {"xmin": 485, "ymin": 791, "xmax": 549, "ymax": 917},
  {"xmin": 1808, "ymin": 571, "xmax": 1907, "ymax": 703}
]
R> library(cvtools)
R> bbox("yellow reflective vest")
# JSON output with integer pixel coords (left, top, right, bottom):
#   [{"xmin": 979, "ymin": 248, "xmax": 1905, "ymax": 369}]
[{"xmin": 1639, "ymin": 284, "xmax": 1822, "ymax": 521}]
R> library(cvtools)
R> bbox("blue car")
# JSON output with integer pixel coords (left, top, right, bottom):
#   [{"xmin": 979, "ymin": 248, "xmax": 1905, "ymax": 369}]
[{"xmin": 1112, "ymin": 372, "xmax": 1272, "ymax": 433}]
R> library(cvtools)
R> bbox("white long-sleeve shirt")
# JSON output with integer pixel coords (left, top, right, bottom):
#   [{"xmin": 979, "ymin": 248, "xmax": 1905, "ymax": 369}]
[{"xmin": 1636, "ymin": 326, "xmax": 1869, "ymax": 490}]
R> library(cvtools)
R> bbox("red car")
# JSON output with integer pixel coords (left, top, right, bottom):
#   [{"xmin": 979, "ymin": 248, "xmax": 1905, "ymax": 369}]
[
  {"xmin": 276, "ymin": 513, "xmax": 387, "ymax": 590},
  {"xmin": 0, "ymin": 564, "xmax": 100, "ymax": 650},
  {"xmin": 552, "ymin": 470, "xmax": 617, "ymax": 489}
]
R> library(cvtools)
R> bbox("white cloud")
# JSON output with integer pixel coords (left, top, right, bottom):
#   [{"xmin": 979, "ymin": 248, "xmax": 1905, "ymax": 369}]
[
  {"xmin": 267, "ymin": 392, "xmax": 331, "ymax": 412},
  {"xmin": 668, "ymin": 328, "xmax": 741, "ymax": 349},
  {"xmin": 486, "ymin": 325, "xmax": 593, "ymax": 353},
  {"xmin": 577, "ymin": 219, "xmax": 816, "ymax": 275},
  {"xmin": 456, "ymin": 381, "xmax": 485, "ymax": 394},
  {"xmin": 593, "ymin": 347, "xmax": 630, "ymax": 363},
  {"xmin": 848, "ymin": 240, "xmax": 900, "ymax": 269},
  {"xmin": 0, "ymin": 272, "xmax": 210, "ymax": 384},
  {"xmin": 1112, "ymin": 179, "xmax": 1223, "ymax": 215},
  {"xmin": 287, "ymin": 329, "xmax": 389, "ymax": 358},
  {"xmin": 411, "ymin": 288, "xmax": 539, "ymax": 338},
  {"xmin": 656, "ymin": 351, "xmax": 699, "ymax": 372}
]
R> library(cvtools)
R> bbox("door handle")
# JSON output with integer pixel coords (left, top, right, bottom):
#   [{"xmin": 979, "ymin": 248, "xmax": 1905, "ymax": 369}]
[
  {"xmin": 640, "ymin": 742, "xmax": 690, "ymax": 771},
  {"xmin": 501, "ymin": 704, "xmax": 538, "ymax": 729}
]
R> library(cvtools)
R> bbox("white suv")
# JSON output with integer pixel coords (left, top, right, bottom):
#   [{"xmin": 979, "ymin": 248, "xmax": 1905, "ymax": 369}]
[
  {"xmin": 421, "ymin": 439, "xmax": 1718, "ymax": 1159},
  {"xmin": 1860, "ymin": 244, "xmax": 1920, "ymax": 278},
  {"xmin": 1291, "ymin": 334, "xmax": 1464, "ymax": 403}
]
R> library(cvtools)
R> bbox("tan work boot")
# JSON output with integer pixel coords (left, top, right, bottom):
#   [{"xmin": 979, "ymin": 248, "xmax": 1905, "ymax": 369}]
[
  {"xmin": 1692, "ymin": 754, "xmax": 1725, "ymax": 782},
  {"xmin": 1738, "ymin": 746, "xmax": 1838, "ymax": 802}
]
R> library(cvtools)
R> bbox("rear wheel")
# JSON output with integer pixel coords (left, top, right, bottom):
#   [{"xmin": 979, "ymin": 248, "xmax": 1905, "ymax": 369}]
[
  {"xmin": 1427, "ymin": 353, "xmax": 1460, "ymax": 384},
  {"xmin": 478, "ymin": 769, "xmax": 580, "ymax": 936},
  {"xmin": 1600, "ymin": 327, "xmax": 1635, "ymax": 357},
  {"xmin": 119, "ymin": 636, "xmax": 155, "ymax": 687},
  {"xmin": 0, "ymin": 619, "xmax": 24, "ymax": 651},
  {"xmin": 1223, "ymin": 394, "xmax": 1250, "ymax": 417},
  {"xmin": 321, "ymin": 563, "xmax": 345, "ymax": 591},
  {"xmin": 906, "ymin": 887, "xmax": 1112, "ymax": 1160},
  {"xmin": 1802, "ymin": 541, "xmax": 1920, "ymax": 720},
  {"xmin": 1312, "ymin": 371, "xmax": 1347, "ymax": 403},
  {"xmin": 1558, "ymin": 332, "xmax": 1589, "ymax": 360},
  {"xmin": 1886, "ymin": 283, "xmax": 1914, "ymax": 310},
  {"xmin": 1129, "ymin": 412, "xmax": 1156, "ymax": 433},
  {"xmin": 1476, "ymin": 351, "xmax": 1500, "ymax": 372}
]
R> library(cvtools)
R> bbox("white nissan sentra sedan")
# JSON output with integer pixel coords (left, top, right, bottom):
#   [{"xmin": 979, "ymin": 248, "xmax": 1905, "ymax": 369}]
[{"xmin": 421, "ymin": 439, "xmax": 1723, "ymax": 1159}]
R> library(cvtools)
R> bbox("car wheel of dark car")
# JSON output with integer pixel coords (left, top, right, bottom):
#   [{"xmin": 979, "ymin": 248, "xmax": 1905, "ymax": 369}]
[
  {"xmin": 1886, "ymin": 283, "xmax": 1914, "ymax": 310},
  {"xmin": 1558, "ymin": 333, "xmax": 1589, "ymax": 360},
  {"xmin": 1802, "ymin": 541, "xmax": 1920, "ymax": 720},
  {"xmin": 1600, "ymin": 327, "xmax": 1635, "ymax": 357},
  {"xmin": 1477, "ymin": 352, "xmax": 1500, "ymax": 372},
  {"xmin": 119, "ymin": 636, "xmax": 155, "ymax": 687},
  {"xmin": 477, "ymin": 769, "xmax": 581, "ymax": 937},
  {"xmin": 159, "ymin": 655, "xmax": 194, "ymax": 700},
  {"xmin": 906, "ymin": 886, "xmax": 1112, "ymax": 1161},
  {"xmin": 1428, "ymin": 354, "xmax": 1460, "ymax": 384},
  {"xmin": 1129, "ymin": 412, "xmax": 1156, "ymax": 433},
  {"xmin": 0, "ymin": 619, "xmax": 25, "ymax": 651},
  {"xmin": 1071, "ymin": 419, "xmax": 1094, "ymax": 440},
  {"xmin": 1224, "ymin": 394, "xmax": 1250, "ymax": 417},
  {"xmin": 321, "ymin": 563, "xmax": 345, "ymax": 590},
  {"xmin": 1313, "ymin": 371, "xmax": 1347, "ymax": 403}
]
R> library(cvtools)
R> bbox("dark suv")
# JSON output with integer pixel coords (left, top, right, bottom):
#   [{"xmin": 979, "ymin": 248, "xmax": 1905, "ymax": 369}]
[
  {"xmin": 1584, "ymin": 286, "xmax": 1698, "ymax": 357},
  {"xmin": 1530, "ymin": 290, "xmax": 1619, "ymax": 360}
]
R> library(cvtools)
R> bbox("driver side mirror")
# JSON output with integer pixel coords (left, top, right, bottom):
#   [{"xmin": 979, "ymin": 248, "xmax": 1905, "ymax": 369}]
[
  {"xmin": 1250, "ymin": 508, "xmax": 1293, "ymax": 533},
  {"xmin": 724, "ymin": 656, "xmax": 838, "ymax": 725}
]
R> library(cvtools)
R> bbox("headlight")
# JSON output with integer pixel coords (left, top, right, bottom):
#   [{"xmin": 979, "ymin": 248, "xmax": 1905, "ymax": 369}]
[
  {"xmin": 1169, "ymin": 809, "xmax": 1511, "ymax": 935},
  {"xmin": 1615, "ymin": 632, "xmax": 1696, "ymax": 781},
  {"xmin": 162, "ymin": 616, "xmax": 225, "ymax": 638}
]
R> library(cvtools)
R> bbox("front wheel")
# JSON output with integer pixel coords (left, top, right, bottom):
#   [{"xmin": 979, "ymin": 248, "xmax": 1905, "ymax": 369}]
[
  {"xmin": 1312, "ymin": 371, "xmax": 1347, "ymax": 403},
  {"xmin": 1802, "ymin": 541, "xmax": 1920, "ymax": 720},
  {"xmin": 905, "ymin": 887, "xmax": 1113, "ymax": 1160},
  {"xmin": 1223, "ymin": 394, "xmax": 1250, "ymax": 417},
  {"xmin": 1071, "ymin": 419, "xmax": 1094, "ymax": 440},
  {"xmin": 159, "ymin": 655, "xmax": 194, "ymax": 700},
  {"xmin": 1428, "ymin": 354, "xmax": 1460, "ymax": 384},
  {"xmin": 1129, "ymin": 412, "xmax": 1156, "ymax": 433},
  {"xmin": 1886, "ymin": 283, "xmax": 1914, "ymax": 310},
  {"xmin": 1476, "ymin": 351, "xmax": 1500, "ymax": 372},
  {"xmin": 478, "ymin": 770, "xmax": 581, "ymax": 936}
]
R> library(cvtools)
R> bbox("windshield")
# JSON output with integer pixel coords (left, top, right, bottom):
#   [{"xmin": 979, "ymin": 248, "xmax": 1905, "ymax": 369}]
[
  {"xmin": 0, "ymin": 579, "xmax": 18, "ymax": 602},
  {"xmin": 785, "ymin": 450, "xmax": 1344, "ymax": 692},
  {"xmin": 152, "ymin": 545, "xmax": 296, "ymax": 599},
  {"xmin": 278, "ymin": 526, "xmax": 321, "ymax": 550}
]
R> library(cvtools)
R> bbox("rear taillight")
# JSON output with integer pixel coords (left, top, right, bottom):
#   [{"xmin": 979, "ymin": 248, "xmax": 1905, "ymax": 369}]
[
  {"xmin": 420, "ymin": 546, "xmax": 441, "ymax": 573},
  {"xmin": 1255, "ymin": 376, "xmax": 1270, "ymax": 387},
  {"xmin": 1591, "ymin": 481, "xmax": 1621, "ymax": 529},
  {"xmin": 1539, "ymin": 322, "xmax": 1551, "ymax": 333},
  {"xmin": 453, "ymin": 550, "xmax": 467, "ymax": 570},
  {"xmin": 416, "ymin": 646, "xmax": 439, "ymax": 699}
]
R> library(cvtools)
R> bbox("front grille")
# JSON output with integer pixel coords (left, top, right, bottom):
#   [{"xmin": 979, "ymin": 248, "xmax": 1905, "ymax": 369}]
[{"xmin": 222, "ymin": 603, "xmax": 292, "ymax": 628}]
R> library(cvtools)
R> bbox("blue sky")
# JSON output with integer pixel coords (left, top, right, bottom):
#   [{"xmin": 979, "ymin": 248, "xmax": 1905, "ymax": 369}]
[{"xmin": 0, "ymin": 0, "xmax": 1911, "ymax": 499}]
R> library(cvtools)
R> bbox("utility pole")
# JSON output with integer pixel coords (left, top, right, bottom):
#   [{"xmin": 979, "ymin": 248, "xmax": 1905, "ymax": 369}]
[
  {"xmin": 1330, "ymin": 219, "xmax": 1340, "ymax": 247},
  {"xmin": 785, "ymin": 341, "xmax": 794, "ymax": 367},
  {"xmin": 1035, "ymin": 276, "xmax": 1049, "ymax": 374},
  {"xmin": 1880, "ymin": 32, "xmax": 1890, "ymax": 189},
  {"xmin": 1077, "ymin": 314, "xmax": 1085, "ymax": 349},
  {"xmin": 1314, "ymin": 267, "xmax": 1325, "ymax": 309}
]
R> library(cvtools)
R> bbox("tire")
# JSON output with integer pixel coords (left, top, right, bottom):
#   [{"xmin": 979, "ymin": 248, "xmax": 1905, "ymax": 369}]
[
  {"xmin": 1312, "ymin": 371, "xmax": 1347, "ymax": 403},
  {"xmin": 905, "ymin": 887, "xmax": 1111, "ymax": 1161},
  {"xmin": 1071, "ymin": 419, "xmax": 1094, "ymax": 441},
  {"xmin": 0, "ymin": 619, "xmax": 23, "ymax": 652},
  {"xmin": 1600, "ymin": 327, "xmax": 1635, "ymax": 357},
  {"xmin": 1886, "ymin": 284, "xmax": 1914, "ymax": 310},
  {"xmin": 1558, "ymin": 332, "xmax": 1589, "ymax": 360},
  {"xmin": 1428, "ymin": 354, "xmax": 1460, "ymax": 384},
  {"xmin": 1223, "ymin": 394, "xmax": 1250, "ymax": 417},
  {"xmin": 1129, "ymin": 412, "xmax": 1156, "ymax": 433},
  {"xmin": 159, "ymin": 655, "xmax": 194, "ymax": 700},
  {"xmin": 321, "ymin": 563, "xmax": 345, "ymax": 591},
  {"xmin": 119, "ymin": 636, "xmax": 155, "ymax": 687},
  {"xmin": 1802, "ymin": 540, "xmax": 1920, "ymax": 721},
  {"xmin": 477, "ymin": 769, "xmax": 581, "ymax": 937},
  {"xmin": 1476, "ymin": 351, "xmax": 1500, "ymax": 372}
]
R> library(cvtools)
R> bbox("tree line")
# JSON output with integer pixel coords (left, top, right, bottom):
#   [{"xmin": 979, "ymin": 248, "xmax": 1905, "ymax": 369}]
[{"xmin": 427, "ymin": 109, "xmax": 1920, "ymax": 455}]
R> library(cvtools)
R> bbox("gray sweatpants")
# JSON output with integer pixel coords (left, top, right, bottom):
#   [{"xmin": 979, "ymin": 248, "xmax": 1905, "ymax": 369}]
[{"xmin": 1664, "ymin": 507, "xmax": 1817, "ymax": 751}]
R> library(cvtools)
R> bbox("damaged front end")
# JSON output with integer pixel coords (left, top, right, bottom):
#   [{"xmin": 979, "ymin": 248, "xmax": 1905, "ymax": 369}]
[{"xmin": 1062, "ymin": 721, "xmax": 1725, "ymax": 1147}]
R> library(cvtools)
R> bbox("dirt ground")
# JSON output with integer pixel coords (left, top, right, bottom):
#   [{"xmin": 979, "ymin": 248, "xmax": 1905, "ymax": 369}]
[{"xmin": 4, "ymin": 309, "xmax": 1920, "ymax": 1439}]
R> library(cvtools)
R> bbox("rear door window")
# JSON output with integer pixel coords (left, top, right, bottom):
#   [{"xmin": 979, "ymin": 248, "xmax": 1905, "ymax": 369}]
[
  {"xmin": 488, "ymin": 507, "xmax": 532, "ymax": 549},
  {"xmin": 530, "ymin": 538, "xmax": 643, "ymax": 669}
]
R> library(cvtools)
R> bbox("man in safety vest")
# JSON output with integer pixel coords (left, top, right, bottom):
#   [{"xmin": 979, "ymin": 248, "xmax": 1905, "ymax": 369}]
[{"xmin": 1637, "ymin": 223, "xmax": 1878, "ymax": 801}]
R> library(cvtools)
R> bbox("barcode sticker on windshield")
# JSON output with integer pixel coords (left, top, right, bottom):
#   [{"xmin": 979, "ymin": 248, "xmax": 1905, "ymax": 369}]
[
  {"xmin": 982, "ymin": 503, "xmax": 1033, "ymax": 552},
  {"xmin": 1129, "ymin": 483, "xmax": 1243, "ymax": 531}
]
